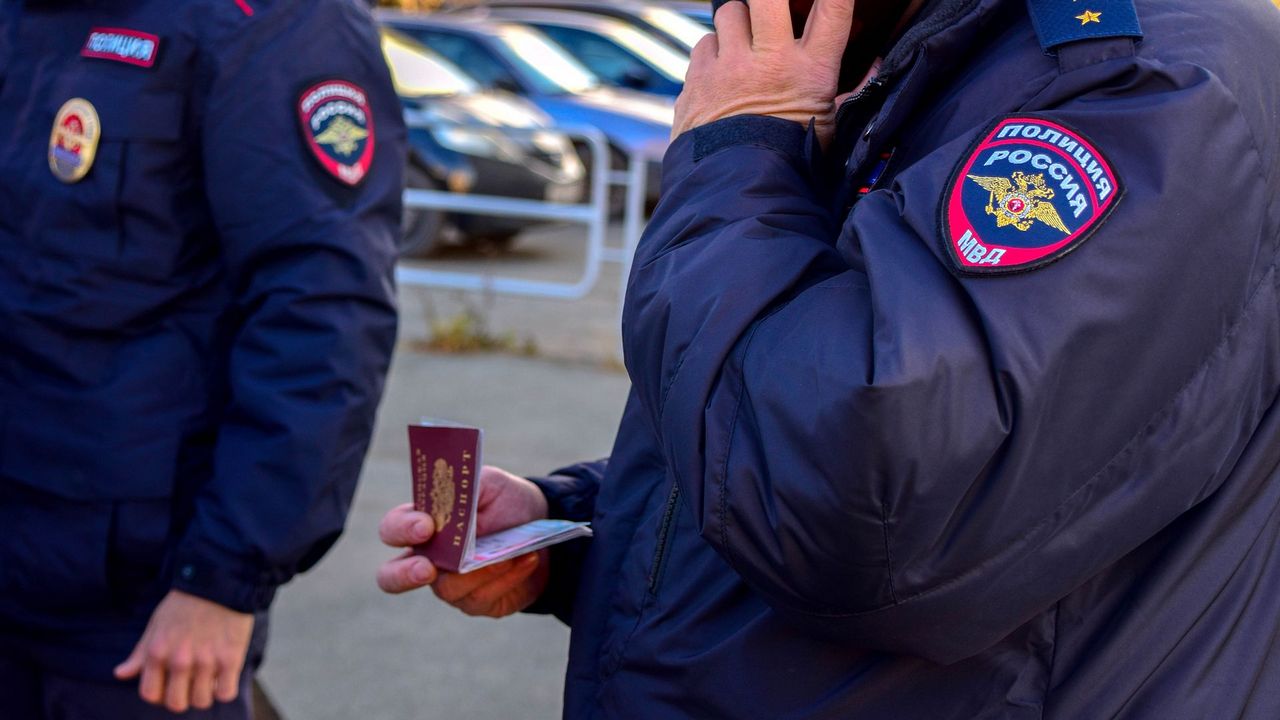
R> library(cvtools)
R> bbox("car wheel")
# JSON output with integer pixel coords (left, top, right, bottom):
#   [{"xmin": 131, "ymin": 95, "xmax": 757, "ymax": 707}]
[{"xmin": 400, "ymin": 163, "xmax": 446, "ymax": 258}]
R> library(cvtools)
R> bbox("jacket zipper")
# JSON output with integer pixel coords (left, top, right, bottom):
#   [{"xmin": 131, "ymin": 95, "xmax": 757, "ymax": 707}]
[
  {"xmin": 646, "ymin": 480, "xmax": 682, "ymax": 595},
  {"xmin": 834, "ymin": 76, "xmax": 888, "ymax": 131}
]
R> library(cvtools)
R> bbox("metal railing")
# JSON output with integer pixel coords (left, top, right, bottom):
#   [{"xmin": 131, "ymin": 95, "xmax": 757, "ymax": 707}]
[{"xmin": 395, "ymin": 113, "xmax": 652, "ymax": 319}]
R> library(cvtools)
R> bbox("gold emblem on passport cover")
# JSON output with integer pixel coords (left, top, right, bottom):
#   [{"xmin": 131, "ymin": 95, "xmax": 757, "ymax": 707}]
[
  {"xmin": 430, "ymin": 459, "xmax": 456, "ymax": 533},
  {"xmin": 49, "ymin": 98, "xmax": 100, "ymax": 183}
]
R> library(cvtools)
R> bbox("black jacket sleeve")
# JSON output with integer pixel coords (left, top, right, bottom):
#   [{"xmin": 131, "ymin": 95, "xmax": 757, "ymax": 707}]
[
  {"xmin": 526, "ymin": 460, "xmax": 607, "ymax": 623},
  {"xmin": 171, "ymin": 0, "xmax": 405, "ymax": 613}
]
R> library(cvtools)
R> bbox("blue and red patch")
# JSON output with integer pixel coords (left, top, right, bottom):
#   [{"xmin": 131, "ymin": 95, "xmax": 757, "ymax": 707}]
[
  {"xmin": 941, "ymin": 116, "xmax": 1123, "ymax": 275},
  {"xmin": 297, "ymin": 80, "xmax": 376, "ymax": 187}
]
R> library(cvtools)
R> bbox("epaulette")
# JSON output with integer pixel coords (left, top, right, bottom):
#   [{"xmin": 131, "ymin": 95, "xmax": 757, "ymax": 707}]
[{"xmin": 1024, "ymin": 0, "xmax": 1143, "ymax": 52}]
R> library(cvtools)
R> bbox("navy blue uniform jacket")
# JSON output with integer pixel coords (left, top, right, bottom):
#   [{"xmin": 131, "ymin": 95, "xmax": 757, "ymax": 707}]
[
  {"xmin": 530, "ymin": 0, "xmax": 1280, "ymax": 716},
  {"xmin": 0, "ymin": 0, "xmax": 403, "ymax": 676}
]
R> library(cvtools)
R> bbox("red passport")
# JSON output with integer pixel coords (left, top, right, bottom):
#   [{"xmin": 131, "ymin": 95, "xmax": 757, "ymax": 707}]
[{"xmin": 409, "ymin": 421, "xmax": 591, "ymax": 573}]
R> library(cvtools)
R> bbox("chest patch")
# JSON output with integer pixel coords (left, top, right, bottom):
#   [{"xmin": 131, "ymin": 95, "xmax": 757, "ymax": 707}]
[
  {"xmin": 49, "ymin": 98, "xmax": 100, "ymax": 184},
  {"xmin": 298, "ymin": 80, "xmax": 376, "ymax": 187},
  {"xmin": 81, "ymin": 28, "xmax": 160, "ymax": 68},
  {"xmin": 942, "ymin": 116, "xmax": 1123, "ymax": 275}
]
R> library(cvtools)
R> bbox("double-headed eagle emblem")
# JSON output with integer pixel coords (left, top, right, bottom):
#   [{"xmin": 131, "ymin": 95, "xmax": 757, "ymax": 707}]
[
  {"xmin": 314, "ymin": 116, "xmax": 369, "ymax": 157},
  {"xmin": 967, "ymin": 171, "xmax": 1069, "ymax": 234},
  {"xmin": 430, "ymin": 458, "xmax": 456, "ymax": 532}
]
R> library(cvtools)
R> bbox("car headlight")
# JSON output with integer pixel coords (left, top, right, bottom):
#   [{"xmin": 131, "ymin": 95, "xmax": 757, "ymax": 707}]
[
  {"xmin": 433, "ymin": 125, "xmax": 514, "ymax": 160},
  {"xmin": 530, "ymin": 130, "xmax": 585, "ymax": 178},
  {"xmin": 530, "ymin": 130, "xmax": 569, "ymax": 157}
]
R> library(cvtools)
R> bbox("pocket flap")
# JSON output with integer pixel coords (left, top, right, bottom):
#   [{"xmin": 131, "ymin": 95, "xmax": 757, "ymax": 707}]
[
  {"xmin": 98, "ymin": 93, "xmax": 184, "ymax": 143},
  {"xmin": 51, "ymin": 80, "xmax": 184, "ymax": 143}
]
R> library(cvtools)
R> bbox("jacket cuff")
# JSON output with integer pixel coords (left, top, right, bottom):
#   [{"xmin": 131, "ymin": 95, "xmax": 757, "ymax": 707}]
[
  {"xmin": 664, "ymin": 115, "xmax": 818, "ymax": 192},
  {"xmin": 171, "ymin": 543, "xmax": 278, "ymax": 614},
  {"xmin": 528, "ymin": 469, "xmax": 601, "ymax": 522},
  {"xmin": 523, "ymin": 463, "xmax": 604, "ymax": 621}
]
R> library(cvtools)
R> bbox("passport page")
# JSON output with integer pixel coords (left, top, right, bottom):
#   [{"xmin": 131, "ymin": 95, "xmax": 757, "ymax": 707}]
[{"xmin": 464, "ymin": 519, "xmax": 592, "ymax": 573}]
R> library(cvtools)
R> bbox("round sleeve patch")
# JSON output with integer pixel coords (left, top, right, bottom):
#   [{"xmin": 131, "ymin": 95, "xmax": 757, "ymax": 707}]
[
  {"xmin": 941, "ymin": 115, "xmax": 1124, "ymax": 275},
  {"xmin": 297, "ymin": 79, "xmax": 376, "ymax": 187}
]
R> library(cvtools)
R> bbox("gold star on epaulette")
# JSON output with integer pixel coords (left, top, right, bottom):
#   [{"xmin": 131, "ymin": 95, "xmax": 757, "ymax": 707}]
[{"xmin": 1076, "ymin": 10, "xmax": 1102, "ymax": 25}]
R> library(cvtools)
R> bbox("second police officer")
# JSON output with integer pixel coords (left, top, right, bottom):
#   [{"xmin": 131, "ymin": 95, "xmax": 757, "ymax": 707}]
[{"xmin": 0, "ymin": 0, "xmax": 404, "ymax": 717}]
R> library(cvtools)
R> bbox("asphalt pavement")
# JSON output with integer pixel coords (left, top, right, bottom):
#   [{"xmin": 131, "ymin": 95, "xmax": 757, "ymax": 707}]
[
  {"xmin": 398, "ymin": 222, "xmax": 635, "ymax": 366},
  {"xmin": 258, "ymin": 223, "xmax": 633, "ymax": 720}
]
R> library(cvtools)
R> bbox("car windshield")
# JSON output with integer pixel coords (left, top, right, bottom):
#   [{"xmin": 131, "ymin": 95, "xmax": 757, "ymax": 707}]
[
  {"xmin": 592, "ymin": 20, "xmax": 690, "ymax": 82},
  {"xmin": 491, "ymin": 24, "xmax": 599, "ymax": 95},
  {"xmin": 381, "ymin": 32, "xmax": 478, "ymax": 97},
  {"xmin": 639, "ymin": 6, "xmax": 711, "ymax": 51}
]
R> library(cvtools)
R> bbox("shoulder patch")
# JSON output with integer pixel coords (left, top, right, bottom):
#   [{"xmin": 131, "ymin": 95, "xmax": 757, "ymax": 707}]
[
  {"xmin": 81, "ymin": 28, "xmax": 160, "ymax": 68},
  {"xmin": 1024, "ymin": 0, "xmax": 1143, "ymax": 51},
  {"xmin": 298, "ymin": 80, "xmax": 376, "ymax": 187},
  {"xmin": 940, "ymin": 116, "xmax": 1123, "ymax": 275}
]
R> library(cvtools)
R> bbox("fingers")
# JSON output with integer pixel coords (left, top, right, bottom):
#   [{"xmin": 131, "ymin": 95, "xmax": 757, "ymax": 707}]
[
  {"xmin": 126, "ymin": 645, "xmax": 238, "ymax": 711},
  {"xmin": 377, "ymin": 505, "xmax": 437, "ymax": 594},
  {"xmin": 713, "ymin": 0, "xmax": 750, "ymax": 51},
  {"xmin": 456, "ymin": 555, "xmax": 541, "ymax": 617},
  {"xmin": 377, "ymin": 549, "xmax": 438, "ymax": 594},
  {"xmin": 139, "ymin": 650, "xmax": 166, "ymax": 706},
  {"xmin": 379, "ymin": 504, "xmax": 434, "ymax": 548},
  {"xmin": 116, "ymin": 592, "xmax": 254, "ymax": 711},
  {"xmin": 801, "ymin": 0, "xmax": 856, "ymax": 56},
  {"xmin": 432, "ymin": 556, "xmax": 527, "ymax": 605},
  {"xmin": 215, "ymin": 652, "xmax": 246, "ymax": 704},
  {"xmin": 190, "ymin": 655, "xmax": 217, "ymax": 711},
  {"xmin": 690, "ymin": 32, "xmax": 719, "ymax": 69},
  {"xmin": 113, "ymin": 643, "xmax": 145, "ymax": 680},
  {"xmin": 747, "ymin": 0, "xmax": 794, "ymax": 47},
  {"xmin": 163, "ymin": 646, "xmax": 194, "ymax": 713}
]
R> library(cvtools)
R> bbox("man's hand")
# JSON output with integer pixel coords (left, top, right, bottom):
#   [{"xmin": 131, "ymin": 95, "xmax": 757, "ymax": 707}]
[
  {"xmin": 114, "ymin": 590, "xmax": 254, "ymax": 713},
  {"xmin": 673, "ymin": 0, "xmax": 856, "ymax": 146},
  {"xmin": 376, "ymin": 465, "xmax": 550, "ymax": 617}
]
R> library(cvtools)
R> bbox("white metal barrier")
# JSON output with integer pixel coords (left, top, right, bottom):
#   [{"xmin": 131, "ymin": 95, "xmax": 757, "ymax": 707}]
[{"xmin": 395, "ymin": 113, "xmax": 653, "ymax": 320}]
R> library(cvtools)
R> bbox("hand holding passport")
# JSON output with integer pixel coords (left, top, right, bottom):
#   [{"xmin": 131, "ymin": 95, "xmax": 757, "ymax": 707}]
[{"xmin": 408, "ymin": 422, "xmax": 592, "ymax": 574}]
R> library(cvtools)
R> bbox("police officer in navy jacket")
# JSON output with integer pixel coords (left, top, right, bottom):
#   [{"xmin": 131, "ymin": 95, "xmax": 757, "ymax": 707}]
[
  {"xmin": 0, "ymin": 0, "xmax": 404, "ymax": 716},
  {"xmin": 379, "ymin": 0, "xmax": 1280, "ymax": 717}
]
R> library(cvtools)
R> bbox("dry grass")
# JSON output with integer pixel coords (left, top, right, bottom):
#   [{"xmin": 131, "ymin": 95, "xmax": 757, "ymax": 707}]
[{"xmin": 410, "ymin": 309, "xmax": 538, "ymax": 357}]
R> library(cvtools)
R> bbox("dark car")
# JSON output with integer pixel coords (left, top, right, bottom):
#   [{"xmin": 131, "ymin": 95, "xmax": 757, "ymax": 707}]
[
  {"xmin": 475, "ymin": 7, "xmax": 690, "ymax": 97},
  {"xmin": 378, "ymin": 11, "xmax": 670, "ymax": 208},
  {"xmin": 381, "ymin": 29, "xmax": 586, "ymax": 255}
]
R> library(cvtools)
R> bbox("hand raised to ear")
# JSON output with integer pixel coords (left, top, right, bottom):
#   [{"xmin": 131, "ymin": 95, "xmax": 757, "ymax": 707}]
[{"xmin": 674, "ymin": 0, "xmax": 857, "ymax": 147}]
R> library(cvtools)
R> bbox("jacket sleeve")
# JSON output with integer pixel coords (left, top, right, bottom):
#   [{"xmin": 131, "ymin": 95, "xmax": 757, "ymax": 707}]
[
  {"xmin": 171, "ymin": 1, "xmax": 405, "ymax": 613},
  {"xmin": 624, "ymin": 61, "xmax": 1279, "ymax": 662},
  {"xmin": 526, "ymin": 459, "xmax": 607, "ymax": 623}
]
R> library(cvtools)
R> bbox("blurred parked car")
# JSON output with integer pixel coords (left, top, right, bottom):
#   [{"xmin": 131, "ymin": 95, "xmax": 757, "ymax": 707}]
[
  {"xmin": 381, "ymin": 29, "xmax": 586, "ymax": 255},
  {"xmin": 378, "ymin": 11, "xmax": 671, "ymax": 208},
  {"xmin": 450, "ymin": 0, "xmax": 710, "ymax": 52},
  {"xmin": 657, "ymin": 1, "xmax": 714, "ymax": 29},
  {"xmin": 473, "ymin": 6, "xmax": 689, "ymax": 97}
]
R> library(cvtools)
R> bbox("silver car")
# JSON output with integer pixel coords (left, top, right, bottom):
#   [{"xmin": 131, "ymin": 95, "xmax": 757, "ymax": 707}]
[
  {"xmin": 378, "ymin": 10, "xmax": 670, "ymax": 207},
  {"xmin": 476, "ymin": 6, "xmax": 691, "ymax": 97}
]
